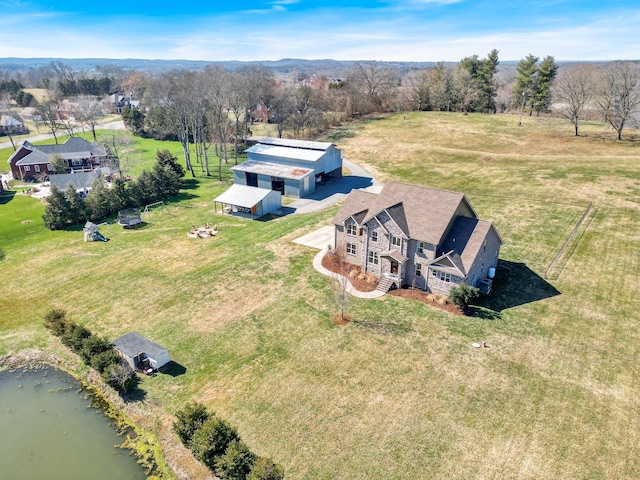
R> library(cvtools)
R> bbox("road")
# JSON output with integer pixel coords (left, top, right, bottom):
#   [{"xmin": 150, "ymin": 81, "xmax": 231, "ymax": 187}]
[{"xmin": 0, "ymin": 120, "xmax": 126, "ymax": 150}]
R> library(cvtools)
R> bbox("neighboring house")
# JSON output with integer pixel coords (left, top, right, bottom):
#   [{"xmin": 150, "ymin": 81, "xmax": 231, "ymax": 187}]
[
  {"xmin": 20, "ymin": 107, "xmax": 40, "ymax": 122},
  {"xmin": 231, "ymin": 137, "xmax": 343, "ymax": 198},
  {"xmin": 103, "ymin": 93, "xmax": 140, "ymax": 113},
  {"xmin": 112, "ymin": 332, "xmax": 172, "ymax": 371},
  {"xmin": 332, "ymin": 181, "xmax": 503, "ymax": 295},
  {"xmin": 55, "ymin": 99, "xmax": 80, "ymax": 121},
  {"xmin": 0, "ymin": 114, "xmax": 26, "ymax": 135},
  {"xmin": 7, "ymin": 137, "xmax": 108, "ymax": 181},
  {"xmin": 251, "ymin": 100, "xmax": 270, "ymax": 123}
]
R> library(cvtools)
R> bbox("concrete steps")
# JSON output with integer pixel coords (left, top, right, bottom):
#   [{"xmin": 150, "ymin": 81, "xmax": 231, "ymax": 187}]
[{"xmin": 376, "ymin": 276, "xmax": 394, "ymax": 293}]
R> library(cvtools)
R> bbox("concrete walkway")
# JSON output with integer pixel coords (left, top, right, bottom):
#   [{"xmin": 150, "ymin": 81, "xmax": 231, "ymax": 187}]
[{"xmin": 312, "ymin": 248, "xmax": 386, "ymax": 299}]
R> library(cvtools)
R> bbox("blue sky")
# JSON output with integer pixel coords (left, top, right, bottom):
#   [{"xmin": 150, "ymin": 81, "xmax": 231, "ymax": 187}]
[{"xmin": 1, "ymin": 0, "xmax": 639, "ymax": 61}]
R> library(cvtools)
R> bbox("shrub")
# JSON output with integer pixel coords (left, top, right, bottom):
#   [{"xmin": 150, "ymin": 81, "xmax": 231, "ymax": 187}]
[
  {"xmin": 191, "ymin": 417, "xmax": 240, "ymax": 470},
  {"xmin": 43, "ymin": 308, "xmax": 68, "ymax": 336},
  {"xmin": 247, "ymin": 457, "xmax": 285, "ymax": 480},
  {"xmin": 80, "ymin": 335, "xmax": 112, "ymax": 364},
  {"xmin": 448, "ymin": 283, "xmax": 480, "ymax": 308},
  {"xmin": 214, "ymin": 440, "xmax": 256, "ymax": 480},
  {"xmin": 61, "ymin": 323, "xmax": 92, "ymax": 351},
  {"xmin": 173, "ymin": 402, "xmax": 211, "ymax": 447},
  {"xmin": 90, "ymin": 349, "xmax": 121, "ymax": 374},
  {"xmin": 102, "ymin": 361, "xmax": 136, "ymax": 393}
]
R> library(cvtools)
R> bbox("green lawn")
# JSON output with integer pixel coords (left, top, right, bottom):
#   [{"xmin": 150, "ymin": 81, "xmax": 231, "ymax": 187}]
[{"xmin": 2, "ymin": 112, "xmax": 640, "ymax": 479}]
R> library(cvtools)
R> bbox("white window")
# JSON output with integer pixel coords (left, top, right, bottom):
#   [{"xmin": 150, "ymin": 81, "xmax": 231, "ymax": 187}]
[
  {"xmin": 417, "ymin": 242, "xmax": 425, "ymax": 254},
  {"xmin": 47, "ymin": 163, "xmax": 53, "ymax": 171},
  {"xmin": 34, "ymin": 165, "xmax": 41, "ymax": 172},
  {"xmin": 391, "ymin": 235, "xmax": 401, "ymax": 247},
  {"xmin": 438, "ymin": 272, "xmax": 451, "ymax": 283},
  {"xmin": 346, "ymin": 243, "xmax": 356, "ymax": 255},
  {"xmin": 23, "ymin": 165, "xmax": 31, "ymax": 171},
  {"xmin": 415, "ymin": 263, "xmax": 422, "ymax": 277},
  {"xmin": 346, "ymin": 222, "xmax": 357, "ymax": 236},
  {"xmin": 368, "ymin": 250, "xmax": 379, "ymax": 265},
  {"xmin": 371, "ymin": 231, "xmax": 378, "ymax": 242}
]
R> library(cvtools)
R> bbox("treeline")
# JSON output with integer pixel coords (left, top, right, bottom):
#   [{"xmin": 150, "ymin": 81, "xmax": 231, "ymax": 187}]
[
  {"xmin": 0, "ymin": 79, "xmax": 34, "ymax": 107},
  {"xmin": 56, "ymin": 77, "xmax": 114, "ymax": 97},
  {"xmin": 173, "ymin": 402, "xmax": 284, "ymax": 480},
  {"xmin": 43, "ymin": 308, "xmax": 136, "ymax": 392},
  {"xmin": 43, "ymin": 150, "xmax": 183, "ymax": 230}
]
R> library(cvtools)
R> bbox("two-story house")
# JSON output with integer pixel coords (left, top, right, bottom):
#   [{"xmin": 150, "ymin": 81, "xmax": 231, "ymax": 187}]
[{"xmin": 332, "ymin": 182, "xmax": 503, "ymax": 295}]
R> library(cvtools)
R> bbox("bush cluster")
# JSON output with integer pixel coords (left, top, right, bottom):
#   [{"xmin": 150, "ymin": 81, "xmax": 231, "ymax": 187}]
[
  {"xmin": 43, "ymin": 308, "xmax": 136, "ymax": 392},
  {"xmin": 43, "ymin": 152, "xmax": 182, "ymax": 230},
  {"xmin": 173, "ymin": 402, "xmax": 284, "ymax": 480},
  {"xmin": 448, "ymin": 283, "xmax": 480, "ymax": 308}
]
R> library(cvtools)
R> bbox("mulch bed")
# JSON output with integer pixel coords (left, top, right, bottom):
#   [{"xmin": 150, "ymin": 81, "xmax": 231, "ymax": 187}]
[{"xmin": 321, "ymin": 252, "xmax": 378, "ymax": 292}]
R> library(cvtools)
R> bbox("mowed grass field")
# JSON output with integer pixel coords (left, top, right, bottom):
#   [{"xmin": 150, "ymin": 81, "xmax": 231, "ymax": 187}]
[{"xmin": 2, "ymin": 112, "xmax": 640, "ymax": 479}]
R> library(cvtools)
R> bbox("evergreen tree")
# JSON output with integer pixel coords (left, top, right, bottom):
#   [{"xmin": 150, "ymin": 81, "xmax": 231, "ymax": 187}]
[
  {"xmin": 109, "ymin": 177, "xmax": 130, "ymax": 213},
  {"xmin": 459, "ymin": 50, "xmax": 499, "ymax": 112},
  {"xmin": 65, "ymin": 184, "xmax": 89, "ymax": 225},
  {"xmin": 247, "ymin": 457, "xmax": 285, "ymax": 480},
  {"xmin": 191, "ymin": 417, "xmax": 240, "ymax": 470},
  {"xmin": 155, "ymin": 149, "xmax": 185, "ymax": 178},
  {"xmin": 43, "ymin": 185, "xmax": 72, "ymax": 229},
  {"xmin": 532, "ymin": 56, "xmax": 558, "ymax": 115},
  {"xmin": 85, "ymin": 177, "xmax": 111, "ymax": 222},
  {"xmin": 173, "ymin": 402, "xmax": 211, "ymax": 447},
  {"xmin": 513, "ymin": 54, "xmax": 539, "ymax": 113},
  {"xmin": 215, "ymin": 440, "xmax": 257, "ymax": 480}
]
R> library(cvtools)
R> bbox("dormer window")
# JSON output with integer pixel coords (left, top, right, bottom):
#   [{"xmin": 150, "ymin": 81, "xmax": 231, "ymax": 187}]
[{"xmin": 346, "ymin": 222, "xmax": 357, "ymax": 236}]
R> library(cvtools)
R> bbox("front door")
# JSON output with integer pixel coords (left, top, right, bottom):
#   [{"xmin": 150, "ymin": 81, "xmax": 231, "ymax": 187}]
[{"xmin": 390, "ymin": 260, "xmax": 398, "ymax": 275}]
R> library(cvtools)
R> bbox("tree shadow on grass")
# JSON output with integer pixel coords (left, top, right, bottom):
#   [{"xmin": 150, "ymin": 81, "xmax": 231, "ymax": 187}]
[
  {"xmin": 120, "ymin": 376, "xmax": 147, "ymax": 403},
  {"xmin": 349, "ymin": 318, "xmax": 412, "ymax": 335},
  {"xmin": 158, "ymin": 361, "xmax": 186, "ymax": 377},
  {"xmin": 0, "ymin": 191, "xmax": 16, "ymax": 204},
  {"xmin": 475, "ymin": 260, "xmax": 561, "ymax": 313}
]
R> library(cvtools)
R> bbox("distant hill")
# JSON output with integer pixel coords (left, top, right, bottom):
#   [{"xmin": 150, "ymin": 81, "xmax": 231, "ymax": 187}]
[{"xmin": 0, "ymin": 57, "xmax": 455, "ymax": 76}]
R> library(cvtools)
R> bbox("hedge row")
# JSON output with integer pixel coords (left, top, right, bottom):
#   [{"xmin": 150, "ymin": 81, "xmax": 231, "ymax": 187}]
[
  {"xmin": 173, "ymin": 402, "xmax": 284, "ymax": 480},
  {"xmin": 43, "ymin": 308, "xmax": 136, "ymax": 392}
]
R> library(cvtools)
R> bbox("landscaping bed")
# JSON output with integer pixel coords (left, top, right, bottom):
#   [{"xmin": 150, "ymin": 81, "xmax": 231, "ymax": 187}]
[{"xmin": 321, "ymin": 251, "xmax": 378, "ymax": 292}]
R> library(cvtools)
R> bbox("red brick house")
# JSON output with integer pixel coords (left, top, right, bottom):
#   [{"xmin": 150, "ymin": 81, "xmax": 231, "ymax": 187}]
[{"xmin": 7, "ymin": 137, "xmax": 108, "ymax": 181}]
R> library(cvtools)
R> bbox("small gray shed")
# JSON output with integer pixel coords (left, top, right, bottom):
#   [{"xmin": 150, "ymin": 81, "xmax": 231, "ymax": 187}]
[{"xmin": 112, "ymin": 332, "xmax": 172, "ymax": 370}]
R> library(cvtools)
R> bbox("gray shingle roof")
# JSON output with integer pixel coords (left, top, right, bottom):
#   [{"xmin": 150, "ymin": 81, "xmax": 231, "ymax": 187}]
[
  {"xmin": 333, "ymin": 182, "xmax": 476, "ymax": 246},
  {"xmin": 112, "ymin": 332, "xmax": 168, "ymax": 359}
]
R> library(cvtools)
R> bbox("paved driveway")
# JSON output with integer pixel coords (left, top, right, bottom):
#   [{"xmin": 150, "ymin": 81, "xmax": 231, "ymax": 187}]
[{"xmin": 292, "ymin": 225, "xmax": 335, "ymax": 250}]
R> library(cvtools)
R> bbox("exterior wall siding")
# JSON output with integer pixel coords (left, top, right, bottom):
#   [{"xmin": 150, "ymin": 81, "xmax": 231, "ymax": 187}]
[{"xmin": 465, "ymin": 227, "xmax": 502, "ymax": 287}]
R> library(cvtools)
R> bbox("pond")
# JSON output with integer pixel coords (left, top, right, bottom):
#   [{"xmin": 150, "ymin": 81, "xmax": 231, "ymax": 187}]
[{"xmin": 0, "ymin": 365, "xmax": 147, "ymax": 480}]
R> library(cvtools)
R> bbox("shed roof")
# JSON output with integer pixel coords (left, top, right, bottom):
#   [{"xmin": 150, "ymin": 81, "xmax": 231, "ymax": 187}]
[
  {"xmin": 232, "ymin": 160, "xmax": 313, "ymax": 180},
  {"xmin": 112, "ymin": 332, "xmax": 168, "ymax": 359},
  {"xmin": 215, "ymin": 184, "xmax": 279, "ymax": 209}
]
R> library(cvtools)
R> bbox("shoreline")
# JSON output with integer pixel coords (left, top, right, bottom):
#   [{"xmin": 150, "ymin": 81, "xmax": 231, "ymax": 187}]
[{"xmin": 0, "ymin": 348, "xmax": 177, "ymax": 480}]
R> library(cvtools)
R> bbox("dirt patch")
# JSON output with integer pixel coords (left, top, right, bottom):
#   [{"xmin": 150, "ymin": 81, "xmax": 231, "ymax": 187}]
[
  {"xmin": 321, "ymin": 252, "xmax": 378, "ymax": 292},
  {"xmin": 388, "ymin": 287, "xmax": 465, "ymax": 316}
]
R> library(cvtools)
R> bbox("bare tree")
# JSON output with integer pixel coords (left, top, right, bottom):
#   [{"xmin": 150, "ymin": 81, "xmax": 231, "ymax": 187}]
[
  {"xmin": 347, "ymin": 61, "xmax": 399, "ymax": 114},
  {"xmin": 76, "ymin": 97, "xmax": 104, "ymax": 141},
  {"xmin": 596, "ymin": 61, "xmax": 640, "ymax": 140},
  {"xmin": 553, "ymin": 64, "xmax": 599, "ymax": 136},
  {"xmin": 330, "ymin": 245, "xmax": 352, "ymax": 323},
  {"xmin": 37, "ymin": 100, "xmax": 61, "ymax": 144}
]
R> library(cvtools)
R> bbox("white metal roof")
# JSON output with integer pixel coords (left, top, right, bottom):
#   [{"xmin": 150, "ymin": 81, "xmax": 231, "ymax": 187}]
[
  {"xmin": 256, "ymin": 137, "xmax": 334, "ymax": 151},
  {"xmin": 214, "ymin": 184, "xmax": 278, "ymax": 208},
  {"xmin": 246, "ymin": 143, "xmax": 325, "ymax": 162}
]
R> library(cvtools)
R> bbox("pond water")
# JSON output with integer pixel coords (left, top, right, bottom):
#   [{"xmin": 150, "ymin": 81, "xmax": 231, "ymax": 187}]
[{"xmin": 0, "ymin": 365, "xmax": 147, "ymax": 480}]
